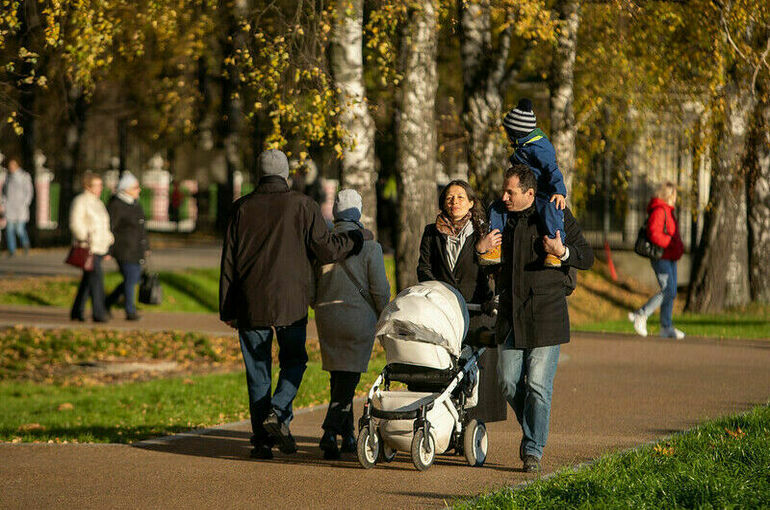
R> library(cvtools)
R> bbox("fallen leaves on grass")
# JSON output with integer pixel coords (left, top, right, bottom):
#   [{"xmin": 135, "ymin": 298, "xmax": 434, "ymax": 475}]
[
  {"xmin": 57, "ymin": 402, "xmax": 74, "ymax": 411},
  {"xmin": 725, "ymin": 427, "xmax": 747, "ymax": 439},
  {"xmin": 653, "ymin": 443, "xmax": 674, "ymax": 456},
  {"xmin": 18, "ymin": 423, "xmax": 46, "ymax": 432}
]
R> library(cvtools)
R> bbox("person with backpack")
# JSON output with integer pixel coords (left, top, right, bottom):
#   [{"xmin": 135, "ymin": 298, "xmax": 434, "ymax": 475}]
[{"xmin": 628, "ymin": 182, "xmax": 685, "ymax": 339}]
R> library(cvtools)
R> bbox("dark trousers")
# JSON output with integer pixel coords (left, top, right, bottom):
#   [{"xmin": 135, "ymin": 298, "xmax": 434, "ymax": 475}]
[
  {"xmin": 322, "ymin": 371, "xmax": 361, "ymax": 438},
  {"xmin": 71, "ymin": 254, "xmax": 108, "ymax": 320},
  {"xmin": 239, "ymin": 317, "xmax": 308, "ymax": 446},
  {"xmin": 106, "ymin": 261, "xmax": 142, "ymax": 315}
]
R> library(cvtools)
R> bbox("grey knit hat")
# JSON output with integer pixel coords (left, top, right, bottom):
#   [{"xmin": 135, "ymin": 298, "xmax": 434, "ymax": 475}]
[
  {"xmin": 503, "ymin": 98, "xmax": 537, "ymax": 139},
  {"xmin": 259, "ymin": 149, "xmax": 289, "ymax": 180},
  {"xmin": 333, "ymin": 188, "xmax": 363, "ymax": 224}
]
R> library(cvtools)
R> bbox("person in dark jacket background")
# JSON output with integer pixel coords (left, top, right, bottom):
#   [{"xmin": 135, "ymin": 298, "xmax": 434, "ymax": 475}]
[
  {"xmin": 476, "ymin": 164, "xmax": 594, "ymax": 472},
  {"xmin": 628, "ymin": 182, "xmax": 685, "ymax": 339},
  {"xmin": 219, "ymin": 149, "xmax": 368, "ymax": 460},
  {"xmin": 106, "ymin": 172, "xmax": 148, "ymax": 321}
]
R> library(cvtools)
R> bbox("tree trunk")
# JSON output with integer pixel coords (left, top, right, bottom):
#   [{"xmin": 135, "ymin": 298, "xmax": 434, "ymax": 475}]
[
  {"xmin": 548, "ymin": 0, "xmax": 579, "ymax": 198},
  {"xmin": 459, "ymin": 0, "xmax": 509, "ymax": 201},
  {"xmin": 395, "ymin": 1, "xmax": 438, "ymax": 290},
  {"xmin": 747, "ymin": 102, "xmax": 770, "ymax": 303},
  {"xmin": 330, "ymin": 0, "xmax": 377, "ymax": 236},
  {"xmin": 58, "ymin": 84, "xmax": 88, "ymax": 239},
  {"xmin": 216, "ymin": 0, "xmax": 247, "ymax": 233},
  {"xmin": 686, "ymin": 83, "xmax": 754, "ymax": 312}
]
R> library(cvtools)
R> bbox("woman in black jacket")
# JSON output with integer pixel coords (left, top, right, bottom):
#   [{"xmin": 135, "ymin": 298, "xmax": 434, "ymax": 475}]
[
  {"xmin": 105, "ymin": 172, "xmax": 148, "ymax": 320},
  {"xmin": 417, "ymin": 179, "xmax": 491, "ymax": 312}
]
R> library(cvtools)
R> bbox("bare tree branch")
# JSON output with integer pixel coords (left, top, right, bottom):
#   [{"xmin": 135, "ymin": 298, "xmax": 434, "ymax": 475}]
[{"xmin": 751, "ymin": 36, "xmax": 770, "ymax": 95}]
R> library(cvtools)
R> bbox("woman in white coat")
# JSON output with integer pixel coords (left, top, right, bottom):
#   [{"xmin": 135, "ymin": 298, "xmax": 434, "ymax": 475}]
[
  {"xmin": 314, "ymin": 189, "xmax": 390, "ymax": 459},
  {"xmin": 70, "ymin": 172, "xmax": 114, "ymax": 322}
]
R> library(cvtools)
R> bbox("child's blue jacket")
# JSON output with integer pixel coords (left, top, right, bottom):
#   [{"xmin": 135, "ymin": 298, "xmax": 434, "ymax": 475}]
[{"xmin": 509, "ymin": 128, "xmax": 567, "ymax": 197}]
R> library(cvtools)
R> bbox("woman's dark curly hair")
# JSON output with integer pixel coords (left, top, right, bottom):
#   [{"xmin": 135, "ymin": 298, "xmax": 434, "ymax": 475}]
[{"xmin": 438, "ymin": 180, "xmax": 487, "ymax": 237}]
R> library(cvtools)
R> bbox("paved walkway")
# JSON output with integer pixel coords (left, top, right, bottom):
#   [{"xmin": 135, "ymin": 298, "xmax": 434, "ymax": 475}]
[
  {"xmin": 0, "ymin": 243, "xmax": 221, "ymax": 277},
  {"xmin": 2, "ymin": 332, "xmax": 769, "ymax": 509}
]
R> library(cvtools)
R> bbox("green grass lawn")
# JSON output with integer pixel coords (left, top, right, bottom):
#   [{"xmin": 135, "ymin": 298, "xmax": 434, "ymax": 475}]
[
  {"xmin": 456, "ymin": 404, "xmax": 770, "ymax": 509},
  {"xmin": 575, "ymin": 303, "xmax": 770, "ymax": 340},
  {"xmin": 0, "ymin": 350, "xmax": 387, "ymax": 443},
  {"xmin": 0, "ymin": 268, "xmax": 221, "ymax": 314}
]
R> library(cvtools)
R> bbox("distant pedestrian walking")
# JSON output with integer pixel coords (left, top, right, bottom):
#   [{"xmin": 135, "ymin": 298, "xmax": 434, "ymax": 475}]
[
  {"xmin": 106, "ymin": 172, "xmax": 149, "ymax": 321},
  {"xmin": 2, "ymin": 158, "xmax": 33, "ymax": 256},
  {"xmin": 219, "ymin": 149, "xmax": 370, "ymax": 460},
  {"xmin": 314, "ymin": 189, "xmax": 390, "ymax": 459},
  {"xmin": 70, "ymin": 172, "xmax": 114, "ymax": 323},
  {"xmin": 628, "ymin": 182, "xmax": 686, "ymax": 339}
]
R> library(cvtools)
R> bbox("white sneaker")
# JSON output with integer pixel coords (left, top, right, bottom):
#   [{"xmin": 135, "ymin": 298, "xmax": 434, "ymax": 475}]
[
  {"xmin": 628, "ymin": 311, "xmax": 648, "ymax": 337},
  {"xmin": 660, "ymin": 327, "xmax": 685, "ymax": 339}
]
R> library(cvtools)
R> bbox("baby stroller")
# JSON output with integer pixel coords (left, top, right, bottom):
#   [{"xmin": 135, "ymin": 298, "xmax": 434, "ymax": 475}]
[{"xmin": 356, "ymin": 281, "xmax": 488, "ymax": 471}]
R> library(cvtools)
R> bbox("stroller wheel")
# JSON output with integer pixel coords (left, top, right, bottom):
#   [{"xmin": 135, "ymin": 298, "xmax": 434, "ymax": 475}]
[
  {"xmin": 378, "ymin": 433, "xmax": 397, "ymax": 463},
  {"xmin": 411, "ymin": 429, "xmax": 436, "ymax": 471},
  {"xmin": 357, "ymin": 427, "xmax": 380, "ymax": 469},
  {"xmin": 463, "ymin": 419, "xmax": 488, "ymax": 467}
]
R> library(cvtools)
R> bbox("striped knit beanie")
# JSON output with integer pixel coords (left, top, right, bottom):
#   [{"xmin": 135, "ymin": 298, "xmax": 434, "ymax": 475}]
[{"xmin": 503, "ymin": 98, "xmax": 536, "ymax": 140}]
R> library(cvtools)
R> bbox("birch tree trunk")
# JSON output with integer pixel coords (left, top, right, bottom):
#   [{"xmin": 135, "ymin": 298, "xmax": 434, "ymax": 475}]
[
  {"xmin": 686, "ymin": 82, "xmax": 754, "ymax": 312},
  {"xmin": 549, "ymin": 0, "xmax": 579, "ymax": 198},
  {"xmin": 459, "ymin": 0, "xmax": 510, "ymax": 200},
  {"xmin": 747, "ymin": 102, "xmax": 770, "ymax": 303},
  {"xmin": 395, "ymin": 0, "xmax": 439, "ymax": 290},
  {"xmin": 330, "ymin": 0, "xmax": 377, "ymax": 236}
]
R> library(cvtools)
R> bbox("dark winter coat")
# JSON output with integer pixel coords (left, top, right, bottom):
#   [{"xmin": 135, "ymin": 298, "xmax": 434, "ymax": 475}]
[
  {"xmin": 219, "ymin": 176, "xmax": 365, "ymax": 329},
  {"xmin": 417, "ymin": 223, "xmax": 492, "ymax": 306},
  {"xmin": 646, "ymin": 197, "xmax": 684, "ymax": 261},
  {"xmin": 509, "ymin": 128, "xmax": 567, "ymax": 198},
  {"xmin": 107, "ymin": 194, "xmax": 149, "ymax": 263},
  {"xmin": 495, "ymin": 205, "xmax": 594, "ymax": 349}
]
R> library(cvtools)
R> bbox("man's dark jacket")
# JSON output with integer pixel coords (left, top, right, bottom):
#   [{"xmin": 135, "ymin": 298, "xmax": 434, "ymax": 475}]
[
  {"xmin": 219, "ymin": 176, "xmax": 364, "ymax": 329},
  {"xmin": 496, "ymin": 205, "xmax": 594, "ymax": 349},
  {"xmin": 107, "ymin": 195, "xmax": 148, "ymax": 263},
  {"xmin": 417, "ymin": 224, "xmax": 491, "ymax": 305}
]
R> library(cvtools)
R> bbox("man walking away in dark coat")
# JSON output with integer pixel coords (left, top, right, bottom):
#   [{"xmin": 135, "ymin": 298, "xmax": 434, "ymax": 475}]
[
  {"xmin": 475, "ymin": 164, "xmax": 594, "ymax": 473},
  {"xmin": 219, "ymin": 149, "xmax": 368, "ymax": 460}
]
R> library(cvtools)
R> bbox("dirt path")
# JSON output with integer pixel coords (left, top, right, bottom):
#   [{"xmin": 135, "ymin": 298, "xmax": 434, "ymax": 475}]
[{"xmin": 2, "ymin": 332, "xmax": 769, "ymax": 509}]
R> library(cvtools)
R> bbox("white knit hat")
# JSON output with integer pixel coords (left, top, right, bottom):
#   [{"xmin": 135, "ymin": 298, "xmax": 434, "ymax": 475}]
[{"xmin": 117, "ymin": 171, "xmax": 139, "ymax": 191}]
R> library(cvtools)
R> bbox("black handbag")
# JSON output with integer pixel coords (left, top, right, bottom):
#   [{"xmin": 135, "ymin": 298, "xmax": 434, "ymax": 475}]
[
  {"xmin": 138, "ymin": 271, "xmax": 163, "ymax": 305},
  {"xmin": 634, "ymin": 211, "xmax": 668, "ymax": 261}
]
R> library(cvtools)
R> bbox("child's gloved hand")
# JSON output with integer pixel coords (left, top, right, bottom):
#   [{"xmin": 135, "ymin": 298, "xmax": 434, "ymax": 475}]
[{"xmin": 550, "ymin": 194, "xmax": 566, "ymax": 210}]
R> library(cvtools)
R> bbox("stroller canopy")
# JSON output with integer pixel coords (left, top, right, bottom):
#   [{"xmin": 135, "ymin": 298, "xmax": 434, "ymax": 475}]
[{"xmin": 375, "ymin": 281, "xmax": 469, "ymax": 358}]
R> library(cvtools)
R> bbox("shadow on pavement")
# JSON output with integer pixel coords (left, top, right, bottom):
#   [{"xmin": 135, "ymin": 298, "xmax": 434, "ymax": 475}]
[{"xmin": 132, "ymin": 427, "xmax": 510, "ymax": 473}]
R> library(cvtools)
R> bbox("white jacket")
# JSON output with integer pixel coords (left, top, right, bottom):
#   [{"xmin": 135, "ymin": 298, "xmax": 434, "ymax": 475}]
[{"xmin": 69, "ymin": 191, "xmax": 114, "ymax": 255}]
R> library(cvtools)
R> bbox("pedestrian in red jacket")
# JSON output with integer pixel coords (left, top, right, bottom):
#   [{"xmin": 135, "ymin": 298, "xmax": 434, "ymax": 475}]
[{"xmin": 628, "ymin": 182, "xmax": 685, "ymax": 339}]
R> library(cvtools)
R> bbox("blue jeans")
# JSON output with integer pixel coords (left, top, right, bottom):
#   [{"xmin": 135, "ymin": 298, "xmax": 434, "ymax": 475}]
[
  {"xmin": 239, "ymin": 318, "xmax": 308, "ymax": 445},
  {"xmin": 5, "ymin": 221, "xmax": 30, "ymax": 254},
  {"xmin": 106, "ymin": 262, "xmax": 142, "ymax": 316},
  {"xmin": 638, "ymin": 259, "xmax": 677, "ymax": 329},
  {"xmin": 497, "ymin": 331, "xmax": 561, "ymax": 460}
]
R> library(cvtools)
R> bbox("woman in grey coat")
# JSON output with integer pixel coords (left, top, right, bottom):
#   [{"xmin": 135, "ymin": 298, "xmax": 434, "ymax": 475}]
[{"xmin": 314, "ymin": 189, "xmax": 390, "ymax": 459}]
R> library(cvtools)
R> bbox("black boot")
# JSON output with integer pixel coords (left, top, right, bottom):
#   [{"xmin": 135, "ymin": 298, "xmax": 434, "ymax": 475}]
[{"xmin": 319, "ymin": 431, "xmax": 340, "ymax": 460}]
